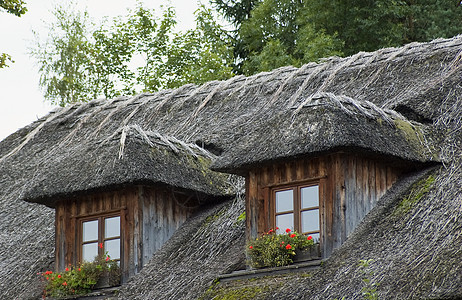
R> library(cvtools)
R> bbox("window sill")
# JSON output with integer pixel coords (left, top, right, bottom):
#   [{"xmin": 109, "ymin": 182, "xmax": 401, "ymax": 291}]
[{"xmin": 217, "ymin": 259, "xmax": 322, "ymax": 283}]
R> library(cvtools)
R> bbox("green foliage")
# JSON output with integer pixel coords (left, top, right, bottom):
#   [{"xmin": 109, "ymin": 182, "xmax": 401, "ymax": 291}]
[
  {"xmin": 161, "ymin": 5, "xmax": 234, "ymax": 89},
  {"xmin": 0, "ymin": 53, "xmax": 13, "ymax": 69},
  {"xmin": 358, "ymin": 259, "xmax": 379, "ymax": 300},
  {"xmin": 202, "ymin": 285, "xmax": 268, "ymax": 300},
  {"xmin": 305, "ymin": 0, "xmax": 406, "ymax": 56},
  {"xmin": 247, "ymin": 228, "xmax": 314, "ymax": 268},
  {"xmin": 304, "ymin": 0, "xmax": 462, "ymax": 56},
  {"xmin": 0, "ymin": 0, "xmax": 26, "ymax": 17},
  {"xmin": 29, "ymin": 2, "xmax": 95, "ymax": 106},
  {"xmin": 213, "ymin": 0, "xmax": 462, "ymax": 75},
  {"xmin": 395, "ymin": 175, "xmax": 435, "ymax": 215},
  {"xmin": 210, "ymin": 0, "xmax": 259, "ymax": 26},
  {"xmin": 30, "ymin": 2, "xmax": 234, "ymax": 106},
  {"xmin": 209, "ymin": 0, "xmax": 260, "ymax": 73},
  {"xmin": 39, "ymin": 254, "xmax": 120, "ymax": 299},
  {"xmin": 0, "ymin": 0, "xmax": 27, "ymax": 68},
  {"xmin": 238, "ymin": 0, "xmax": 343, "ymax": 75},
  {"xmin": 236, "ymin": 212, "xmax": 246, "ymax": 223}
]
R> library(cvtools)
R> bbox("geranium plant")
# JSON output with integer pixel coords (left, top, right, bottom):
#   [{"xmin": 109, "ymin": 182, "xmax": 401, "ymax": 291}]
[
  {"xmin": 38, "ymin": 253, "xmax": 120, "ymax": 299},
  {"xmin": 246, "ymin": 228, "xmax": 314, "ymax": 268}
]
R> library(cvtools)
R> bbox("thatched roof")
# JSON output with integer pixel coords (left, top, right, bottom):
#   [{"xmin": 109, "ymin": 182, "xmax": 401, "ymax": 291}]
[
  {"xmin": 212, "ymin": 92, "xmax": 437, "ymax": 174},
  {"xmin": 117, "ymin": 165, "xmax": 462, "ymax": 300},
  {"xmin": 19, "ymin": 123, "xmax": 233, "ymax": 208},
  {"xmin": 2, "ymin": 36, "xmax": 458, "ymax": 205},
  {"xmin": 0, "ymin": 35, "xmax": 461, "ymax": 299}
]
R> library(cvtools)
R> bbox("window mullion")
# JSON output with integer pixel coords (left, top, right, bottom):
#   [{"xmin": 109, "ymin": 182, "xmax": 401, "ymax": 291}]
[
  {"xmin": 294, "ymin": 186, "xmax": 300, "ymax": 232},
  {"xmin": 99, "ymin": 216, "xmax": 104, "ymax": 257}
]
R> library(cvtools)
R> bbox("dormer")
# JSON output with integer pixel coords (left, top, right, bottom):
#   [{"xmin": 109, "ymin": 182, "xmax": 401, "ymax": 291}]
[
  {"xmin": 213, "ymin": 93, "xmax": 437, "ymax": 259},
  {"xmin": 22, "ymin": 125, "xmax": 233, "ymax": 282}
]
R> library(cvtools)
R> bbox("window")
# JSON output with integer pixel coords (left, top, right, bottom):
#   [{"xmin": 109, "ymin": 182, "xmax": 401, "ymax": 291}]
[
  {"xmin": 80, "ymin": 215, "xmax": 121, "ymax": 263},
  {"xmin": 274, "ymin": 184, "xmax": 320, "ymax": 241}
]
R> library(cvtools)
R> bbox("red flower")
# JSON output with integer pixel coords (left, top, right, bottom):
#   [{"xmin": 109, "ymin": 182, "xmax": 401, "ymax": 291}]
[
  {"xmin": 276, "ymin": 227, "xmax": 279, "ymax": 230},
  {"xmin": 46, "ymin": 277, "xmax": 49, "ymax": 280},
  {"xmin": 268, "ymin": 229, "xmax": 274, "ymax": 234},
  {"xmin": 99, "ymin": 243, "xmax": 103, "ymax": 249},
  {"xmin": 65, "ymin": 267, "xmax": 69, "ymax": 272},
  {"xmin": 285, "ymin": 228, "xmax": 291, "ymax": 233},
  {"xmin": 62, "ymin": 282, "xmax": 67, "ymax": 286},
  {"xmin": 78, "ymin": 268, "xmax": 81, "ymax": 271},
  {"xmin": 307, "ymin": 236, "xmax": 313, "ymax": 241},
  {"xmin": 106, "ymin": 256, "xmax": 110, "ymax": 261},
  {"xmin": 57, "ymin": 275, "xmax": 61, "ymax": 279},
  {"xmin": 249, "ymin": 246, "xmax": 253, "ymax": 249},
  {"xmin": 285, "ymin": 244, "xmax": 292, "ymax": 250},
  {"xmin": 290, "ymin": 233, "xmax": 296, "ymax": 238},
  {"xmin": 281, "ymin": 241, "xmax": 285, "ymax": 244}
]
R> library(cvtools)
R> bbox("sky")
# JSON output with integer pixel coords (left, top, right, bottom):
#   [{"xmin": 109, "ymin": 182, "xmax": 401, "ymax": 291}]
[{"xmin": 0, "ymin": 0, "xmax": 203, "ymax": 141}]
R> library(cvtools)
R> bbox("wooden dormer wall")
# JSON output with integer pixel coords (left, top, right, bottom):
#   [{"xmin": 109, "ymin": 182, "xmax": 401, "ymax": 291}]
[
  {"xmin": 55, "ymin": 185, "xmax": 196, "ymax": 282},
  {"xmin": 246, "ymin": 152, "xmax": 404, "ymax": 258}
]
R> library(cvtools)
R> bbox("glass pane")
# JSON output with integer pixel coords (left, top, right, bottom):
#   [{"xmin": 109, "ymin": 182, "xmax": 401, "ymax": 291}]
[
  {"xmin": 301, "ymin": 185, "xmax": 319, "ymax": 208},
  {"xmin": 105, "ymin": 239, "xmax": 120, "ymax": 260},
  {"xmin": 301, "ymin": 209, "xmax": 320, "ymax": 233},
  {"xmin": 83, "ymin": 220, "xmax": 98, "ymax": 242},
  {"xmin": 276, "ymin": 213, "xmax": 294, "ymax": 234},
  {"xmin": 82, "ymin": 242, "xmax": 98, "ymax": 262},
  {"xmin": 276, "ymin": 190, "xmax": 293, "ymax": 212},
  {"xmin": 307, "ymin": 232, "xmax": 320, "ymax": 243},
  {"xmin": 105, "ymin": 216, "xmax": 120, "ymax": 238}
]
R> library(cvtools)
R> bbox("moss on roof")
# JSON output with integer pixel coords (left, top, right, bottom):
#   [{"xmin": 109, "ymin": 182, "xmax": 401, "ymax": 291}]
[{"xmin": 0, "ymin": 36, "xmax": 461, "ymax": 299}]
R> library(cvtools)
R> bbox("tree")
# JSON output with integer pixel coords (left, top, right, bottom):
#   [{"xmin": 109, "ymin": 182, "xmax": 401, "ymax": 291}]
[
  {"xmin": 209, "ymin": 0, "xmax": 261, "ymax": 73},
  {"xmin": 30, "ymin": 2, "xmax": 234, "ymax": 106},
  {"xmin": 161, "ymin": 5, "xmax": 234, "ymax": 89},
  {"xmin": 238, "ymin": 0, "xmax": 342, "ymax": 75},
  {"xmin": 0, "ymin": 0, "xmax": 27, "ymax": 16},
  {"xmin": 305, "ymin": 0, "xmax": 462, "ymax": 56},
  {"xmin": 213, "ymin": 0, "xmax": 462, "ymax": 75},
  {"xmin": 0, "ymin": 0, "xmax": 27, "ymax": 68},
  {"xmin": 30, "ymin": 3, "xmax": 95, "ymax": 106}
]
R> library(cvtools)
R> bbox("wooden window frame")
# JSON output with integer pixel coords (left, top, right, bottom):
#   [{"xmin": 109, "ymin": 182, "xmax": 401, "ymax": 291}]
[
  {"xmin": 78, "ymin": 212, "xmax": 122, "ymax": 264},
  {"xmin": 271, "ymin": 181, "xmax": 321, "ymax": 238}
]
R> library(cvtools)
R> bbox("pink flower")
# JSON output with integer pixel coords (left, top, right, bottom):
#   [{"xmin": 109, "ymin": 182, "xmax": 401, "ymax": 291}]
[
  {"xmin": 285, "ymin": 244, "xmax": 292, "ymax": 250},
  {"xmin": 99, "ymin": 243, "xmax": 103, "ymax": 249},
  {"xmin": 62, "ymin": 282, "xmax": 67, "ymax": 286},
  {"xmin": 106, "ymin": 256, "xmax": 110, "ymax": 262},
  {"xmin": 307, "ymin": 236, "xmax": 313, "ymax": 241},
  {"xmin": 285, "ymin": 228, "xmax": 291, "ymax": 233}
]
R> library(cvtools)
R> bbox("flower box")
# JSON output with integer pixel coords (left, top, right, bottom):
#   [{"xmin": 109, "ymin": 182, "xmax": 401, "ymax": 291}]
[
  {"xmin": 247, "ymin": 228, "xmax": 316, "ymax": 268},
  {"xmin": 93, "ymin": 271, "xmax": 120, "ymax": 289},
  {"xmin": 293, "ymin": 243, "xmax": 321, "ymax": 263}
]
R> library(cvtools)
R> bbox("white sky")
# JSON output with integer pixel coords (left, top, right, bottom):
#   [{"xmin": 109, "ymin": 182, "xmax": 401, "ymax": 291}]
[{"xmin": 0, "ymin": 0, "xmax": 203, "ymax": 141}]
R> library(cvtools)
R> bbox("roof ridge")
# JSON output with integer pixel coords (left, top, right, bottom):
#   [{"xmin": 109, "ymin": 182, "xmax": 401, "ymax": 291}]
[
  {"xmin": 112, "ymin": 124, "xmax": 214, "ymax": 160},
  {"xmin": 291, "ymin": 92, "xmax": 408, "ymax": 125}
]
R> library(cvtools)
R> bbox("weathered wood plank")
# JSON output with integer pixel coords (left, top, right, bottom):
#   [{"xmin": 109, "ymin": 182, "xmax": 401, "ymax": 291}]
[{"xmin": 248, "ymin": 152, "xmax": 405, "ymax": 261}]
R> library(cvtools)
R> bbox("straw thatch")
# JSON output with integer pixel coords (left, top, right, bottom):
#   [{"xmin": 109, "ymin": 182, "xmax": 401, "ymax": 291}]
[
  {"xmin": 0, "ymin": 35, "xmax": 461, "ymax": 299},
  {"xmin": 20, "ymin": 123, "xmax": 234, "ymax": 208},
  {"xmin": 3, "ymin": 36, "xmax": 460, "ymax": 205}
]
